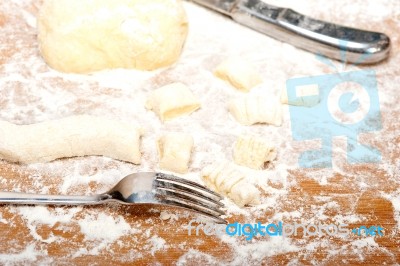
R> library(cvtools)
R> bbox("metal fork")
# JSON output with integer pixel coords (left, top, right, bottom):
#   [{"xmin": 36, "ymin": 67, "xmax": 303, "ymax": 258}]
[{"xmin": 0, "ymin": 172, "xmax": 226, "ymax": 223}]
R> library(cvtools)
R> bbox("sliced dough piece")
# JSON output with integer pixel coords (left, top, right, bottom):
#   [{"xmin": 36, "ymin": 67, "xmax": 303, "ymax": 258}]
[
  {"xmin": 146, "ymin": 82, "xmax": 200, "ymax": 121},
  {"xmin": 0, "ymin": 115, "xmax": 142, "ymax": 164},
  {"xmin": 229, "ymin": 183, "xmax": 261, "ymax": 208},
  {"xmin": 228, "ymin": 95, "xmax": 282, "ymax": 126},
  {"xmin": 214, "ymin": 57, "xmax": 262, "ymax": 92},
  {"xmin": 157, "ymin": 132, "xmax": 193, "ymax": 173},
  {"xmin": 233, "ymin": 135, "xmax": 277, "ymax": 170},
  {"xmin": 281, "ymin": 84, "xmax": 320, "ymax": 107},
  {"xmin": 201, "ymin": 162, "xmax": 260, "ymax": 207}
]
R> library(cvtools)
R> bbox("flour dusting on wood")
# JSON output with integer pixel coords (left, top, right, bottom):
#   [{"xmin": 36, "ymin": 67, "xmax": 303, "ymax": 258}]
[{"xmin": 0, "ymin": 0, "xmax": 399, "ymax": 264}]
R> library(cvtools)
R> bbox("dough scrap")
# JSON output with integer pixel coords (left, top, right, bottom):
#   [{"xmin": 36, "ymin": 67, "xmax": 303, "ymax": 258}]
[
  {"xmin": 214, "ymin": 57, "xmax": 262, "ymax": 92},
  {"xmin": 146, "ymin": 83, "xmax": 200, "ymax": 121},
  {"xmin": 159, "ymin": 211, "xmax": 179, "ymax": 221},
  {"xmin": 233, "ymin": 135, "xmax": 276, "ymax": 170},
  {"xmin": 157, "ymin": 132, "xmax": 193, "ymax": 174},
  {"xmin": 201, "ymin": 162, "xmax": 260, "ymax": 207},
  {"xmin": 281, "ymin": 84, "xmax": 320, "ymax": 107},
  {"xmin": 228, "ymin": 95, "xmax": 282, "ymax": 126},
  {"xmin": 37, "ymin": 0, "xmax": 188, "ymax": 73},
  {"xmin": 0, "ymin": 115, "xmax": 142, "ymax": 164}
]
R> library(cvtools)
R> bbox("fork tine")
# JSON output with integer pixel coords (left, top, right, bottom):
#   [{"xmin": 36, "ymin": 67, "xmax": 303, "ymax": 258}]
[
  {"xmin": 156, "ymin": 179, "xmax": 224, "ymax": 207},
  {"xmin": 154, "ymin": 173, "xmax": 227, "ymax": 224},
  {"xmin": 158, "ymin": 197, "xmax": 227, "ymax": 224},
  {"xmin": 155, "ymin": 173, "xmax": 223, "ymax": 201},
  {"xmin": 156, "ymin": 187, "xmax": 225, "ymax": 215},
  {"xmin": 158, "ymin": 194, "xmax": 224, "ymax": 220},
  {"xmin": 156, "ymin": 188, "xmax": 224, "ymax": 215}
]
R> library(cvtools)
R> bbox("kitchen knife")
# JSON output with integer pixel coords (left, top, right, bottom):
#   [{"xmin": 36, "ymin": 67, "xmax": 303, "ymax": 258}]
[{"xmin": 190, "ymin": 0, "xmax": 390, "ymax": 64}]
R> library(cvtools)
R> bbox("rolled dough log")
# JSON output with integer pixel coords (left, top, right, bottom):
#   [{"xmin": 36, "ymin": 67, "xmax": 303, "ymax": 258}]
[
  {"xmin": 37, "ymin": 0, "xmax": 188, "ymax": 73},
  {"xmin": 0, "ymin": 115, "xmax": 142, "ymax": 164}
]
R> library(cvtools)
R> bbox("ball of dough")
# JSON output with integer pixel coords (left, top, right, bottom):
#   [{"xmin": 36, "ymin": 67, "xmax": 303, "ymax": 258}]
[{"xmin": 37, "ymin": 0, "xmax": 188, "ymax": 73}]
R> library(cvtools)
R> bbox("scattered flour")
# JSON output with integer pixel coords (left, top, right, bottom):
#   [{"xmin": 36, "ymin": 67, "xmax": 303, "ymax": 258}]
[
  {"xmin": 12, "ymin": 206, "xmax": 82, "ymax": 243},
  {"xmin": 0, "ymin": 0, "xmax": 398, "ymax": 264},
  {"xmin": 145, "ymin": 236, "xmax": 168, "ymax": 256},
  {"xmin": 77, "ymin": 212, "xmax": 136, "ymax": 242},
  {"xmin": 0, "ymin": 244, "xmax": 52, "ymax": 265}
]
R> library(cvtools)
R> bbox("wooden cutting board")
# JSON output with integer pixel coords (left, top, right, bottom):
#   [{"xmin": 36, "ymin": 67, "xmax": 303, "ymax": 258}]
[{"xmin": 0, "ymin": 0, "xmax": 399, "ymax": 264}]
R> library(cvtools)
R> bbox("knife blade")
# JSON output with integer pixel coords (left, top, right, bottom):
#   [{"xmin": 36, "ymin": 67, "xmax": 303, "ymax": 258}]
[{"xmin": 190, "ymin": 0, "xmax": 390, "ymax": 64}]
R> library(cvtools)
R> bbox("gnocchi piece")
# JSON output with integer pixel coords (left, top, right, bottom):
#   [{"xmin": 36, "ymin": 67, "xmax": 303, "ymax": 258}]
[
  {"xmin": 229, "ymin": 184, "xmax": 260, "ymax": 208},
  {"xmin": 214, "ymin": 57, "xmax": 262, "ymax": 92},
  {"xmin": 146, "ymin": 83, "xmax": 200, "ymax": 121},
  {"xmin": 0, "ymin": 115, "xmax": 142, "ymax": 164},
  {"xmin": 281, "ymin": 84, "xmax": 320, "ymax": 107},
  {"xmin": 157, "ymin": 132, "xmax": 194, "ymax": 173},
  {"xmin": 228, "ymin": 95, "xmax": 282, "ymax": 126},
  {"xmin": 233, "ymin": 135, "xmax": 277, "ymax": 169},
  {"xmin": 201, "ymin": 162, "xmax": 260, "ymax": 207}
]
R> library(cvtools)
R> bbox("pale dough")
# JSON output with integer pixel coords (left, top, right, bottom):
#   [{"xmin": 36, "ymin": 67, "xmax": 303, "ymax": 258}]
[
  {"xmin": 146, "ymin": 82, "xmax": 200, "ymax": 121},
  {"xmin": 201, "ymin": 162, "xmax": 260, "ymax": 207},
  {"xmin": 214, "ymin": 57, "xmax": 262, "ymax": 92},
  {"xmin": 159, "ymin": 211, "xmax": 178, "ymax": 221},
  {"xmin": 228, "ymin": 95, "xmax": 282, "ymax": 126},
  {"xmin": 157, "ymin": 132, "xmax": 193, "ymax": 174},
  {"xmin": 281, "ymin": 84, "xmax": 320, "ymax": 107},
  {"xmin": 0, "ymin": 115, "xmax": 142, "ymax": 164},
  {"xmin": 37, "ymin": 0, "xmax": 188, "ymax": 73},
  {"xmin": 233, "ymin": 135, "xmax": 276, "ymax": 170}
]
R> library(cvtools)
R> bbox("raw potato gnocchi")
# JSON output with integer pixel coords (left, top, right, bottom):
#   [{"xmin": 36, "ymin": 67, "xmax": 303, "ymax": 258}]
[
  {"xmin": 146, "ymin": 82, "xmax": 200, "ymax": 121},
  {"xmin": 214, "ymin": 57, "xmax": 262, "ymax": 92},
  {"xmin": 201, "ymin": 162, "xmax": 260, "ymax": 207},
  {"xmin": 228, "ymin": 95, "xmax": 282, "ymax": 126},
  {"xmin": 281, "ymin": 84, "xmax": 320, "ymax": 107},
  {"xmin": 157, "ymin": 132, "xmax": 193, "ymax": 173},
  {"xmin": 0, "ymin": 115, "xmax": 142, "ymax": 164},
  {"xmin": 233, "ymin": 135, "xmax": 277, "ymax": 170}
]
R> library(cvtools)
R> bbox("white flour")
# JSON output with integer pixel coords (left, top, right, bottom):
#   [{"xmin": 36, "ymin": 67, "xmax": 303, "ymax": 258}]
[{"xmin": 0, "ymin": 0, "xmax": 399, "ymax": 264}]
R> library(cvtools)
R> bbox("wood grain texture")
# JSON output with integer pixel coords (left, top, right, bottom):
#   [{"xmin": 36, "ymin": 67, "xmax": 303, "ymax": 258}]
[
  {"xmin": 0, "ymin": 162, "xmax": 398, "ymax": 264},
  {"xmin": 0, "ymin": 0, "xmax": 399, "ymax": 265}
]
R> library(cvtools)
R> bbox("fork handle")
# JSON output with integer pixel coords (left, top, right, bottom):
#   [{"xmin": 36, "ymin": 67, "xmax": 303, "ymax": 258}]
[{"xmin": 0, "ymin": 191, "xmax": 104, "ymax": 205}]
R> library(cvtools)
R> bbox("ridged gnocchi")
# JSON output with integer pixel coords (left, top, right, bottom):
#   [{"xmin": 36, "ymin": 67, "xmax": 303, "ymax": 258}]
[
  {"xmin": 201, "ymin": 162, "xmax": 260, "ymax": 207},
  {"xmin": 146, "ymin": 82, "xmax": 200, "ymax": 121},
  {"xmin": 214, "ymin": 57, "xmax": 262, "ymax": 92},
  {"xmin": 228, "ymin": 95, "xmax": 282, "ymax": 126},
  {"xmin": 233, "ymin": 135, "xmax": 276, "ymax": 169},
  {"xmin": 157, "ymin": 132, "xmax": 194, "ymax": 174}
]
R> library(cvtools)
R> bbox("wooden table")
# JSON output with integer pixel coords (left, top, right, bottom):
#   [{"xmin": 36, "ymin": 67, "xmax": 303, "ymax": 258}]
[{"xmin": 0, "ymin": 0, "xmax": 399, "ymax": 264}]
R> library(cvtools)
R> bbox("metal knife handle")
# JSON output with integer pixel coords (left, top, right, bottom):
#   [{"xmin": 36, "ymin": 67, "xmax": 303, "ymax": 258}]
[{"xmin": 231, "ymin": 0, "xmax": 390, "ymax": 64}]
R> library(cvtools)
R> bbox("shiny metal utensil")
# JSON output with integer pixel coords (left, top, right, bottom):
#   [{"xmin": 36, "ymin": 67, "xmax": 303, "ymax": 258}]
[
  {"xmin": 190, "ymin": 0, "xmax": 391, "ymax": 64},
  {"xmin": 0, "ymin": 172, "xmax": 226, "ymax": 223}
]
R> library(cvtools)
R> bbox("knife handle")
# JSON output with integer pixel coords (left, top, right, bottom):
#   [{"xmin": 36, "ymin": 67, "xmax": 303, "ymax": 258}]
[{"xmin": 231, "ymin": 0, "xmax": 390, "ymax": 64}]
